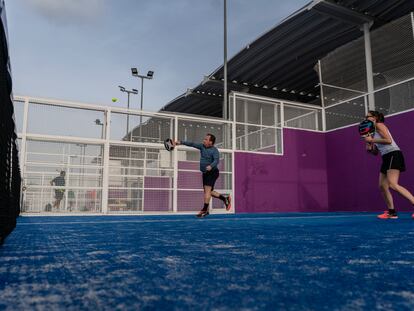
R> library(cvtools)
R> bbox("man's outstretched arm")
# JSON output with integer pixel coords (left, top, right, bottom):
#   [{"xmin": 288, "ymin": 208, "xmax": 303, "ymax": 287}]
[{"xmin": 175, "ymin": 140, "xmax": 203, "ymax": 150}]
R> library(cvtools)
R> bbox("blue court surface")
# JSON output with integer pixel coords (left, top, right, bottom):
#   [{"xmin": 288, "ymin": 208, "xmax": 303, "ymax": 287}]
[{"xmin": 1, "ymin": 213, "xmax": 414, "ymax": 310}]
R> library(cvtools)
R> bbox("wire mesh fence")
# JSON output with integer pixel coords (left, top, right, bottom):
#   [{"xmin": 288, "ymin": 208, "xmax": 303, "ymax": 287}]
[
  {"xmin": 14, "ymin": 97, "xmax": 237, "ymax": 214},
  {"xmin": 371, "ymin": 14, "xmax": 414, "ymax": 90},
  {"xmin": 177, "ymin": 149, "xmax": 232, "ymax": 212},
  {"xmin": 319, "ymin": 12, "xmax": 414, "ymax": 131},
  {"xmin": 14, "ymin": 72, "xmax": 414, "ymax": 214},
  {"xmin": 21, "ymin": 140, "xmax": 103, "ymax": 213},
  {"xmin": 325, "ymin": 97, "xmax": 367, "ymax": 131},
  {"xmin": 107, "ymin": 144, "xmax": 173, "ymax": 212},
  {"xmin": 319, "ymin": 13, "xmax": 414, "ymax": 106},
  {"xmin": 231, "ymin": 93, "xmax": 322, "ymax": 153},
  {"xmin": 12, "ymin": 92, "xmax": 326, "ymax": 215},
  {"xmin": 27, "ymin": 101, "xmax": 106, "ymax": 139},
  {"xmin": 15, "ymin": 9, "xmax": 414, "ymax": 216}
]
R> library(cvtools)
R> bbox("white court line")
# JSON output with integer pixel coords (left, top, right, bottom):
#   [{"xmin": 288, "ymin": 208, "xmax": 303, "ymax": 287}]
[{"xmin": 18, "ymin": 214, "xmax": 375, "ymax": 226}]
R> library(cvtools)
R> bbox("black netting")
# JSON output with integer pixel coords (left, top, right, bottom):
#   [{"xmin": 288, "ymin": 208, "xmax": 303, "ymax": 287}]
[
  {"xmin": 371, "ymin": 14, "xmax": 414, "ymax": 89},
  {"xmin": 0, "ymin": 12, "xmax": 20, "ymax": 245},
  {"xmin": 319, "ymin": 13, "xmax": 414, "ymax": 107}
]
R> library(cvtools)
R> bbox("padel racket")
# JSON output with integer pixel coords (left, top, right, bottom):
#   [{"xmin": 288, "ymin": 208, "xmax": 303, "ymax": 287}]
[
  {"xmin": 358, "ymin": 119, "xmax": 375, "ymax": 137},
  {"xmin": 164, "ymin": 138, "xmax": 174, "ymax": 151}
]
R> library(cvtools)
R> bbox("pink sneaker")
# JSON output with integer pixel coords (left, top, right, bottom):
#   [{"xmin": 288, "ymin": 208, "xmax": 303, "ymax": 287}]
[
  {"xmin": 377, "ymin": 212, "xmax": 398, "ymax": 219},
  {"xmin": 225, "ymin": 195, "xmax": 232, "ymax": 211}
]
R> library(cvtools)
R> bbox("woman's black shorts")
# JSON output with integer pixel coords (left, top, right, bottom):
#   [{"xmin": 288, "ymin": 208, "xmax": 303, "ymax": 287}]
[
  {"xmin": 202, "ymin": 169, "xmax": 219, "ymax": 190},
  {"xmin": 381, "ymin": 150, "xmax": 406, "ymax": 174}
]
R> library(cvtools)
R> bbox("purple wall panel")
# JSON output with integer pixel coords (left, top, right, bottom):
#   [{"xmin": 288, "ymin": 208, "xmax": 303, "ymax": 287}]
[
  {"xmin": 178, "ymin": 171, "xmax": 200, "ymax": 189},
  {"xmin": 144, "ymin": 176, "xmax": 172, "ymax": 188},
  {"xmin": 177, "ymin": 161, "xmax": 201, "ymax": 211},
  {"xmin": 235, "ymin": 129, "xmax": 329, "ymax": 213},
  {"xmin": 177, "ymin": 160, "xmax": 226, "ymax": 211},
  {"xmin": 178, "ymin": 161, "xmax": 198, "ymax": 170},
  {"xmin": 177, "ymin": 191, "xmax": 203, "ymax": 211},
  {"xmin": 177, "ymin": 170, "xmax": 202, "ymax": 211},
  {"xmin": 234, "ymin": 110, "xmax": 414, "ymax": 214},
  {"xmin": 143, "ymin": 189, "xmax": 171, "ymax": 211},
  {"xmin": 326, "ymin": 110, "xmax": 414, "ymax": 212},
  {"xmin": 143, "ymin": 177, "xmax": 171, "ymax": 211}
]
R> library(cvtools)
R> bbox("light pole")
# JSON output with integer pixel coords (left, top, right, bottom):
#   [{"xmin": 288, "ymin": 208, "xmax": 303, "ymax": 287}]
[
  {"xmin": 223, "ymin": 0, "xmax": 228, "ymax": 120},
  {"xmin": 94, "ymin": 119, "xmax": 104, "ymax": 139},
  {"xmin": 131, "ymin": 68, "xmax": 154, "ymax": 126},
  {"xmin": 118, "ymin": 86, "xmax": 138, "ymax": 138},
  {"xmin": 223, "ymin": 1, "xmax": 232, "ymax": 198}
]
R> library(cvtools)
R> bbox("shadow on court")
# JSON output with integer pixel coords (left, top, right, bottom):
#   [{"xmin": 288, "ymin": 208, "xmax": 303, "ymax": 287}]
[{"xmin": 1, "ymin": 213, "xmax": 414, "ymax": 310}]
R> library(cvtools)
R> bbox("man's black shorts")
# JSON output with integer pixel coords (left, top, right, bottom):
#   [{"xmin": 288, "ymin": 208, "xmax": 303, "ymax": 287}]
[
  {"xmin": 381, "ymin": 150, "xmax": 406, "ymax": 174},
  {"xmin": 55, "ymin": 190, "xmax": 64, "ymax": 201},
  {"xmin": 202, "ymin": 169, "xmax": 219, "ymax": 190}
]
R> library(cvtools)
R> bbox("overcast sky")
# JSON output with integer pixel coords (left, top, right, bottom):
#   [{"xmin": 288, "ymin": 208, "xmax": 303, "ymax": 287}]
[{"xmin": 6, "ymin": 0, "xmax": 309, "ymax": 111}]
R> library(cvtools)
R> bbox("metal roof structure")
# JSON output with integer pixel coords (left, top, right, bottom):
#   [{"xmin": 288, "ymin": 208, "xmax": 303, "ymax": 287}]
[{"xmin": 160, "ymin": 0, "xmax": 414, "ymax": 117}]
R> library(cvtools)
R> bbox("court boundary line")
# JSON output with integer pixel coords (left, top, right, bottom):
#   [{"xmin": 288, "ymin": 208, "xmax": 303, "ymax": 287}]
[{"xmin": 17, "ymin": 214, "xmax": 377, "ymax": 225}]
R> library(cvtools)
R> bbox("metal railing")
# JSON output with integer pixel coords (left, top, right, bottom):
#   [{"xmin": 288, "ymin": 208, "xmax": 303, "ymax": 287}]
[
  {"xmin": 15, "ymin": 96, "xmax": 234, "ymax": 214},
  {"xmin": 18, "ymin": 78, "xmax": 414, "ymax": 215}
]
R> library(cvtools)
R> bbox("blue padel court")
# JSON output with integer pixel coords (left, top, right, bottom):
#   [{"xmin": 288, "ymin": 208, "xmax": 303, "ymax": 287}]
[{"xmin": 1, "ymin": 213, "xmax": 414, "ymax": 310}]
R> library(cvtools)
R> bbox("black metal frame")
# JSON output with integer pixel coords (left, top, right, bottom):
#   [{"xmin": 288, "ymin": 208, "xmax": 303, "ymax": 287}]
[{"xmin": 0, "ymin": 1, "xmax": 21, "ymax": 245}]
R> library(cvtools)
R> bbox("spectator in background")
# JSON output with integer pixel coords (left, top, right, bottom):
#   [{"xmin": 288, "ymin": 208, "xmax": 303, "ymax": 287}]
[{"xmin": 50, "ymin": 171, "xmax": 66, "ymax": 210}]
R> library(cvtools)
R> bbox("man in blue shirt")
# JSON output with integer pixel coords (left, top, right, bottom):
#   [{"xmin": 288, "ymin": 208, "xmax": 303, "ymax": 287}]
[{"xmin": 175, "ymin": 133, "xmax": 231, "ymax": 217}]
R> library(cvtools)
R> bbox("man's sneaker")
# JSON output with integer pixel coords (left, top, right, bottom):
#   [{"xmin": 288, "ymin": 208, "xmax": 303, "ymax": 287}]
[
  {"xmin": 196, "ymin": 210, "xmax": 209, "ymax": 218},
  {"xmin": 377, "ymin": 212, "xmax": 398, "ymax": 219},
  {"xmin": 225, "ymin": 195, "xmax": 232, "ymax": 211}
]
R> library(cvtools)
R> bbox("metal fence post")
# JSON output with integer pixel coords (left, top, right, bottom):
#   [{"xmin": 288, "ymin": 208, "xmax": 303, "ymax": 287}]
[
  {"xmin": 364, "ymin": 95, "xmax": 369, "ymax": 115},
  {"xmin": 318, "ymin": 60, "xmax": 327, "ymax": 132},
  {"xmin": 19, "ymin": 97, "xmax": 29, "ymax": 210},
  {"xmin": 101, "ymin": 109, "xmax": 111, "ymax": 214},
  {"xmin": 231, "ymin": 93, "xmax": 237, "ymax": 213},
  {"xmin": 173, "ymin": 116, "xmax": 178, "ymax": 213},
  {"xmin": 280, "ymin": 102, "xmax": 285, "ymax": 155},
  {"xmin": 363, "ymin": 22, "xmax": 375, "ymax": 111}
]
